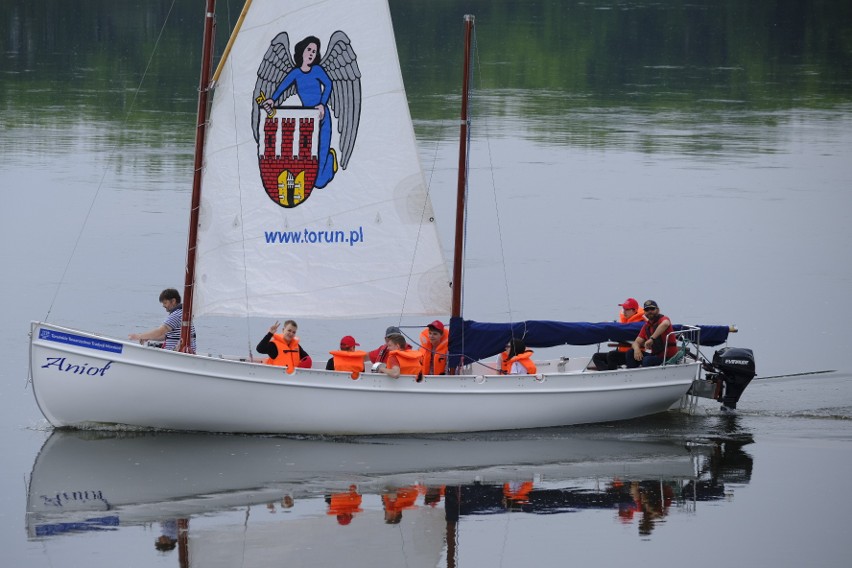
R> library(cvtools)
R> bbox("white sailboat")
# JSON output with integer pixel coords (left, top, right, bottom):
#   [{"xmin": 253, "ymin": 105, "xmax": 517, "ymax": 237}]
[{"xmin": 28, "ymin": 0, "xmax": 745, "ymax": 434}]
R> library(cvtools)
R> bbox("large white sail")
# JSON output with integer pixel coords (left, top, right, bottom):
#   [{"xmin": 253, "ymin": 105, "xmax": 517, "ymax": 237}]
[{"xmin": 194, "ymin": 0, "xmax": 450, "ymax": 319}]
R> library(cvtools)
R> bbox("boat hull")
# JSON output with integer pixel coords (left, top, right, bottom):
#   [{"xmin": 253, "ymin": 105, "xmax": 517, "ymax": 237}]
[{"xmin": 29, "ymin": 322, "xmax": 699, "ymax": 434}]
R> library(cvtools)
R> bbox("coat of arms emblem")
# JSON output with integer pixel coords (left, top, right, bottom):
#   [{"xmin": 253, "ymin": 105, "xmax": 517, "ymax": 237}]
[{"xmin": 252, "ymin": 32, "xmax": 362, "ymax": 208}]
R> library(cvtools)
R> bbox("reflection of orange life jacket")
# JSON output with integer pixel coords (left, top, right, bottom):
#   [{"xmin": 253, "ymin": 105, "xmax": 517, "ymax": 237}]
[
  {"xmin": 617, "ymin": 309, "xmax": 646, "ymax": 352},
  {"xmin": 389, "ymin": 349, "xmax": 423, "ymax": 375},
  {"xmin": 264, "ymin": 335, "xmax": 301, "ymax": 373},
  {"xmin": 503, "ymin": 481, "xmax": 534, "ymax": 504},
  {"xmin": 329, "ymin": 350, "xmax": 367, "ymax": 373},
  {"xmin": 507, "ymin": 351, "xmax": 537, "ymax": 374},
  {"xmin": 328, "ymin": 487, "xmax": 363, "ymax": 516},
  {"xmin": 419, "ymin": 328, "xmax": 449, "ymax": 375},
  {"xmin": 382, "ymin": 486, "xmax": 420, "ymax": 514}
]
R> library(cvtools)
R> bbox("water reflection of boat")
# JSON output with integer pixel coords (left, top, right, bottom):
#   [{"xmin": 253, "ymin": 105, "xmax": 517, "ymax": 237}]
[{"xmin": 26, "ymin": 429, "xmax": 753, "ymax": 565}]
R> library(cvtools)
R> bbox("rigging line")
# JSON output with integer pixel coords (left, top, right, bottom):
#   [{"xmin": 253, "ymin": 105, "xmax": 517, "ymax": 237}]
[
  {"xmin": 42, "ymin": 0, "xmax": 180, "ymax": 323},
  {"xmin": 472, "ymin": 27, "xmax": 513, "ymax": 323}
]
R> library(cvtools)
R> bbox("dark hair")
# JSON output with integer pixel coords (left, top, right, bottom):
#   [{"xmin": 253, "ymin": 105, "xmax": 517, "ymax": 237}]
[
  {"xmin": 158, "ymin": 288, "xmax": 181, "ymax": 303},
  {"xmin": 387, "ymin": 334, "xmax": 406, "ymax": 349},
  {"xmin": 508, "ymin": 338, "xmax": 526, "ymax": 358},
  {"xmin": 294, "ymin": 36, "xmax": 321, "ymax": 67}
]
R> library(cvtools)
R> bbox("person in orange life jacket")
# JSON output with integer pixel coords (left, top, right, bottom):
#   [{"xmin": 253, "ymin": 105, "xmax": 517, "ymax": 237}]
[
  {"xmin": 368, "ymin": 326, "xmax": 412, "ymax": 364},
  {"xmin": 504, "ymin": 338, "xmax": 537, "ymax": 374},
  {"xmin": 326, "ymin": 335, "xmax": 367, "ymax": 372},
  {"xmin": 625, "ymin": 300, "xmax": 678, "ymax": 368},
  {"xmin": 256, "ymin": 320, "xmax": 312, "ymax": 371},
  {"xmin": 589, "ymin": 297, "xmax": 646, "ymax": 370},
  {"xmin": 375, "ymin": 334, "xmax": 423, "ymax": 379},
  {"xmin": 419, "ymin": 320, "xmax": 449, "ymax": 375}
]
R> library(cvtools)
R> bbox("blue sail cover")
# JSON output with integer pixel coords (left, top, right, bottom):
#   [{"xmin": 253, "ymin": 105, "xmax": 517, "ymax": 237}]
[{"xmin": 447, "ymin": 317, "xmax": 730, "ymax": 368}]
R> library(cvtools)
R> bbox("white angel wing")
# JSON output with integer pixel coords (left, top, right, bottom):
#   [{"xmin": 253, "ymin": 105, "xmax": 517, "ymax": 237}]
[
  {"xmin": 252, "ymin": 32, "xmax": 296, "ymax": 142},
  {"xmin": 321, "ymin": 31, "xmax": 362, "ymax": 170}
]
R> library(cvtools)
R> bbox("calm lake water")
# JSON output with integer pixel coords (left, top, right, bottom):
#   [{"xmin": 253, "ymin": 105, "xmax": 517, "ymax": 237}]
[{"xmin": 2, "ymin": 0, "xmax": 852, "ymax": 566}]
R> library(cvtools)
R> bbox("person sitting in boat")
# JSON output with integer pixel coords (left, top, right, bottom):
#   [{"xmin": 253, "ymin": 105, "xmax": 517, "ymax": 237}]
[
  {"xmin": 368, "ymin": 326, "xmax": 412, "ymax": 364},
  {"xmin": 419, "ymin": 320, "xmax": 449, "ymax": 375},
  {"xmin": 326, "ymin": 335, "xmax": 367, "ymax": 374},
  {"xmin": 625, "ymin": 300, "xmax": 678, "ymax": 368},
  {"xmin": 375, "ymin": 334, "xmax": 423, "ymax": 379},
  {"xmin": 589, "ymin": 297, "xmax": 646, "ymax": 371},
  {"xmin": 500, "ymin": 338, "xmax": 537, "ymax": 375},
  {"xmin": 129, "ymin": 288, "xmax": 196, "ymax": 353},
  {"xmin": 257, "ymin": 320, "xmax": 312, "ymax": 372}
]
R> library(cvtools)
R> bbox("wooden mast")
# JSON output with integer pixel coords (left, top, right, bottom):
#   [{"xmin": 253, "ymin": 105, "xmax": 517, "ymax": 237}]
[
  {"xmin": 451, "ymin": 14, "xmax": 475, "ymax": 320},
  {"xmin": 180, "ymin": 0, "xmax": 217, "ymax": 353}
]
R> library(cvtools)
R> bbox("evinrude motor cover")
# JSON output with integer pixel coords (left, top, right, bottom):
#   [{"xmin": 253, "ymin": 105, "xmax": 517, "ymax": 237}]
[{"xmin": 710, "ymin": 347, "xmax": 756, "ymax": 410}]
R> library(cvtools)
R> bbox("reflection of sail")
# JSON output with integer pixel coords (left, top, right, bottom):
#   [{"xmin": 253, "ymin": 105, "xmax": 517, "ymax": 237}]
[
  {"xmin": 25, "ymin": 429, "xmax": 760, "ymax": 564},
  {"xmin": 26, "ymin": 430, "xmax": 705, "ymax": 537}
]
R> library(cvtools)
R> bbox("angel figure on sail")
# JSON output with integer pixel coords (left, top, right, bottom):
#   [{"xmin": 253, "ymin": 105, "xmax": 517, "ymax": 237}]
[{"xmin": 254, "ymin": 32, "xmax": 361, "ymax": 208}]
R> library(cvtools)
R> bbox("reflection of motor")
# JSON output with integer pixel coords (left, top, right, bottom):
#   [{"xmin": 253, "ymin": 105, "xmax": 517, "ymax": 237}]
[{"xmin": 703, "ymin": 347, "xmax": 756, "ymax": 410}]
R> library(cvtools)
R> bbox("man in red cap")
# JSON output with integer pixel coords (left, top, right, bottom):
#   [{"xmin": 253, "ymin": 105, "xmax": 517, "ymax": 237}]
[
  {"xmin": 589, "ymin": 298, "xmax": 646, "ymax": 371},
  {"xmin": 419, "ymin": 320, "xmax": 449, "ymax": 375},
  {"xmin": 326, "ymin": 335, "xmax": 367, "ymax": 373}
]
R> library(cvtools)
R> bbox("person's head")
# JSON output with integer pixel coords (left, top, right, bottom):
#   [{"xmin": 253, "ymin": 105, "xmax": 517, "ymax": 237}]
[
  {"xmin": 507, "ymin": 338, "xmax": 526, "ymax": 358},
  {"xmin": 294, "ymin": 35, "xmax": 321, "ymax": 67},
  {"xmin": 159, "ymin": 288, "xmax": 181, "ymax": 310},
  {"xmin": 155, "ymin": 535, "xmax": 177, "ymax": 551},
  {"xmin": 282, "ymin": 319, "xmax": 298, "ymax": 341},
  {"xmin": 385, "ymin": 326, "xmax": 402, "ymax": 340},
  {"xmin": 337, "ymin": 513, "xmax": 353, "ymax": 525},
  {"xmin": 619, "ymin": 297, "xmax": 639, "ymax": 315},
  {"xmin": 384, "ymin": 509, "xmax": 403, "ymax": 524},
  {"xmin": 387, "ymin": 334, "xmax": 406, "ymax": 351},
  {"xmin": 339, "ymin": 335, "xmax": 359, "ymax": 351},
  {"xmin": 426, "ymin": 320, "xmax": 444, "ymax": 345},
  {"xmin": 643, "ymin": 300, "xmax": 660, "ymax": 319}
]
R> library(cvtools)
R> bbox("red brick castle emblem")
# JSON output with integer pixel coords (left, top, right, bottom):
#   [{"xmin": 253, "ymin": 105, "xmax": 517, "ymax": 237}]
[{"xmin": 257, "ymin": 108, "xmax": 320, "ymax": 208}]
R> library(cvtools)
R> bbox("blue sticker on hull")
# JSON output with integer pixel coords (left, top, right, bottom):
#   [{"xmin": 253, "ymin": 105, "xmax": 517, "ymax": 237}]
[{"xmin": 38, "ymin": 329, "xmax": 123, "ymax": 354}]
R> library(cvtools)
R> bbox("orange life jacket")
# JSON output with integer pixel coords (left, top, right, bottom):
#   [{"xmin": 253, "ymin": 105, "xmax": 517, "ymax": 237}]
[
  {"xmin": 264, "ymin": 334, "xmax": 301, "ymax": 373},
  {"xmin": 617, "ymin": 308, "xmax": 646, "ymax": 352},
  {"xmin": 419, "ymin": 327, "xmax": 449, "ymax": 375},
  {"xmin": 329, "ymin": 350, "xmax": 367, "ymax": 375},
  {"xmin": 389, "ymin": 349, "xmax": 424, "ymax": 375},
  {"xmin": 507, "ymin": 351, "xmax": 537, "ymax": 374},
  {"xmin": 498, "ymin": 351, "xmax": 511, "ymax": 375}
]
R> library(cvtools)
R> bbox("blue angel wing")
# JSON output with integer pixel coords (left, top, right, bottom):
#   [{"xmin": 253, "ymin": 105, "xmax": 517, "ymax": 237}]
[
  {"xmin": 252, "ymin": 32, "xmax": 296, "ymax": 142},
  {"xmin": 322, "ymin": 31, "xmax": 362, "ymax": 170}
]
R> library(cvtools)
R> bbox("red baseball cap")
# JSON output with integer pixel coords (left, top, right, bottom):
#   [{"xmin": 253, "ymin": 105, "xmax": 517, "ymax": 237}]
[
  {"xmin": 340, "ymin": 335, "xmax": 359, "ymax": 348},
  {"xmin": 427, "ymin": 320, "xmax": 444, "ymax": 332},
  {"xmin": 618, "ymin": 298, "xmax": 639, "ymax": 310}
]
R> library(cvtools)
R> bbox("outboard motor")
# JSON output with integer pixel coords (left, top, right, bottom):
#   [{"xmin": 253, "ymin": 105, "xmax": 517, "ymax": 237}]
[{"xmin": 704, "ymin": 347, "xmax": 756, "ymax": 411}]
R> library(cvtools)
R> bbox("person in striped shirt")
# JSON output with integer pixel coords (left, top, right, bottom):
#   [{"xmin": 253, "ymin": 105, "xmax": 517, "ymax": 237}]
[{"xmin": 129, "ymin": 288, "xmax": 196, "ymax": 353}]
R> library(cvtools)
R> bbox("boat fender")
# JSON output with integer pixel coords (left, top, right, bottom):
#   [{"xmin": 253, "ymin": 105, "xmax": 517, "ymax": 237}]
[{"xmin": 350, "ymin": 371, "xmax": 361, "ymax": 380}]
